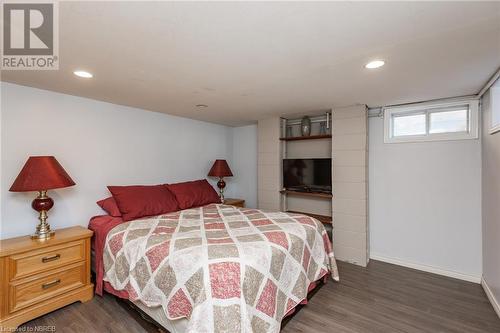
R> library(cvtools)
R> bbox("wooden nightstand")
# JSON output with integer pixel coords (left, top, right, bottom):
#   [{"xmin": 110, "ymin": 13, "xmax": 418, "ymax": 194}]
[
  {"xmin": 224, "ymin": 198, "xmax": 245, "ymax": 208},
  {"xmin": 0, "ymin": 226, "xmax": 94, "ymax": 330}
]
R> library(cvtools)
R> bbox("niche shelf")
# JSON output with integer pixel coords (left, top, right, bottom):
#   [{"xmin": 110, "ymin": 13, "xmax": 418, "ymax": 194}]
[
  {"xmin": 280, "ymin": 189, "xmax": 332, "ymax": 199},
  {"xmin": 279, "ymin": 111, "xmax": 333, "ymax": 225},
  {"xmin": 279, "ymin": 134, "xmax": 332, "ymax": 141}
]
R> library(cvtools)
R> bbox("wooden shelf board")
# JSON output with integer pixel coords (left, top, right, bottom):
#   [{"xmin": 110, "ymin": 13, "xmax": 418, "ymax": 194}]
[
  {"xmin": 280, "ymin": 189, "xmax": 333, "ymax": 199},
  {"xmin": 279, "ymin": 134, "xmax": 332, "ymax": 141},
  {"xmin": 287, "ymin": 210, "xmax": 332, "ymax": 225}
]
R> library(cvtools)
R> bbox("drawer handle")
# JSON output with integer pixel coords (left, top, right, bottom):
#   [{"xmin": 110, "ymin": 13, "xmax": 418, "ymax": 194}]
[
  {"xmin": 42, "ymin": 279, "xmax": 61, "ymax": 290},
  {"xmin": 42, "ymin": 254, "xmax": 60, "ymax": 263}
]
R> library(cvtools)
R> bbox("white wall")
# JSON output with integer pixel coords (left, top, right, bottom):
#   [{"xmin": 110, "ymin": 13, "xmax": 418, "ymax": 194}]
[
  {"xmin": 230, "ymin": 125, "xmax": 257, "ymax": 208},
  {"xmin": 369, "ymin": 115, "xmax": 482, "ymax": 281},
  {"xmin": 0, "ymin": 82, "xmax": 247, "ymax": 239},
  {"xmin": 481, "ymin": 86, "xmax": 500, "ymax": 314}
]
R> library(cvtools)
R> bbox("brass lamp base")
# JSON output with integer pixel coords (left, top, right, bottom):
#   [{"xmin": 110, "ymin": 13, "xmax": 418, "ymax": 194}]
[
  {"xmin": 31, "ymin": 230, "xmax": 55, "ymax": 240},
  {"xmin": 217, "ymin": 177, "xmax": 226, "ymax": 203},
  {"xmin": 31, "ymin": 191, "xmax": 56, "ymax": 240}
]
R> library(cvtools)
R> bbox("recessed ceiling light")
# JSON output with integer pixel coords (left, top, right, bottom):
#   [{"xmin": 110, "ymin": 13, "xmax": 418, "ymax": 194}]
[
  {"xmin": 73, "ymin": 70, "xmax": 93, "ymax": 78},
  {"xmin": 196, "ymin": 104, "xmax": 208, "ymax": 108},
  {"xmin": 365, "ymin": 60, "xmax": 385, "ymax": 69}
]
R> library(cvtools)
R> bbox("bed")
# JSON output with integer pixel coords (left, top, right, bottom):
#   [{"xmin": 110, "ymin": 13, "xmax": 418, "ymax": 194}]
[{"xmin": 89, "ymin": 192, "xmax": 338, "ymax": 333}]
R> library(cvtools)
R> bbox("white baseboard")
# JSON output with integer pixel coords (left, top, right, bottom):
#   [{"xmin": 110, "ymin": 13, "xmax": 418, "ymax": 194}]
[
  {"xmin": 482, "ymin": 277, "xmax": 500, "ymax": 318},
  {"xmin": 370, "ymin": 254, "xmax": 481, "ymax": 283}
]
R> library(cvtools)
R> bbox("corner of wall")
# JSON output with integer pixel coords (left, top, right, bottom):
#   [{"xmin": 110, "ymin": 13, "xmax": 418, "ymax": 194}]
[
  {"xmin": 482, "ymin": 276, "xmax": 500, "ymax": 318},
  {"xmin": 0, "ymin": 82, "xmax": 2, "ymax": 233},
  {"xmin": 480, "ymin": 86, "xmax": 500, "ymax": 317},
  {"xmin": 230, "ymin": 124, "xmax": 258, "ymax": 208}
]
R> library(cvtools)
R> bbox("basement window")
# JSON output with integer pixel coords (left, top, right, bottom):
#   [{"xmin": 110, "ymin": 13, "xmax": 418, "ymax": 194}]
[
  {"xmin": 490, "ymin": 79, "xmax": 500, "ymax": 134},
  {"xmin": 384, "ymin": 100, "xmax": 479, "ymax": 143}
]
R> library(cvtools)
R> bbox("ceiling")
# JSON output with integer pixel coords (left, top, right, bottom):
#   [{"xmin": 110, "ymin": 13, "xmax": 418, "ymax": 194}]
[{"xmin": 2, "ymin": 1, "xmax": 499, "ymax": 126}]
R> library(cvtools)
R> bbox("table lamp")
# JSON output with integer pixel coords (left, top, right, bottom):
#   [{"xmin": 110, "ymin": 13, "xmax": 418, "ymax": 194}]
[
  {"xmin": 9, "ymin": 156, "xmax": 75, "ymax": 240},
  {"xmin": 208, "ymin": 159, "xmax": 233, "ymax": 203}
]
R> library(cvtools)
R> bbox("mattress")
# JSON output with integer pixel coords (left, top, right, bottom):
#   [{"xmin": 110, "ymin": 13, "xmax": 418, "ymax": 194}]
[
  {"xmin": 133, "ymin": 301, "xmax": 188, "ymax": 333},
  {"xmin": 92, "ymin": 249, "xmax": 187, "ymax": 332},
  {"xmin": 91, "ymin": 203, "xmax": 338, "ymax": 332}
]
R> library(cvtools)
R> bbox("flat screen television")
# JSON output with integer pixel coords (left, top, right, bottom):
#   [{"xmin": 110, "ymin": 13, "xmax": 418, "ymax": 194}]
[{"xmin": 283, "ymin": 158, "xmax": 332, "ymax": 193}]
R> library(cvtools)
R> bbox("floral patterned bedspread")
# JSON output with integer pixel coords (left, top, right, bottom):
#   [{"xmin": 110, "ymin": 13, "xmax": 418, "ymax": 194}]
[{"xmin": 103, "ymin": 204, "xmax": 338, "ymax": 333}]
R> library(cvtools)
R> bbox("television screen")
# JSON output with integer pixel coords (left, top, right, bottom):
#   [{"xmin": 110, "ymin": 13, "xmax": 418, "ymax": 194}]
[{"xmin": 283, "ymin": 158, "xmax": 332, "ymax": 192}]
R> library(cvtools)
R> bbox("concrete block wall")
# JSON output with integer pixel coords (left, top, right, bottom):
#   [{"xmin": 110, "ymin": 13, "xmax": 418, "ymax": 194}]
[
  {"xmin": 257, "ymin": 117, "xmax": 281, "ymax": 211},
  {"xmin": 332, "ymin": 105, "xmax": 369, "ymax": 266}
]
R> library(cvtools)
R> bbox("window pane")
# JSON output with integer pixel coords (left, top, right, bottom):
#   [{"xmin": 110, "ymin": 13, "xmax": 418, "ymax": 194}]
[
  {"xmin": 429, "ymin": 109, "xmax": 468, "ymax": 134},
  {"xmin": 492, "ymin": 84, "xmax": 500, "ymax": 131},
  {"xmin": 393, "ymin": 114, "xmax": 426, "ymax": 137}
]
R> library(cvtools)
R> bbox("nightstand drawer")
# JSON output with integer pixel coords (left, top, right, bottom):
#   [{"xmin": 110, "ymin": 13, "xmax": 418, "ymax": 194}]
[
  {"xmin": 10, "ymin": 240, "xmax": 85, "ymax": 280},
  {"xmin": 9, "ymin": 262, "xmax": 86, "ymax": 313}
]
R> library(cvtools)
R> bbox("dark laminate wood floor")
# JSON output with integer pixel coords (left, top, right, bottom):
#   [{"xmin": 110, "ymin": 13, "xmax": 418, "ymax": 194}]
[{"xmin": 19, "ymin": 260, "xmax": 500, "ymax": 333}]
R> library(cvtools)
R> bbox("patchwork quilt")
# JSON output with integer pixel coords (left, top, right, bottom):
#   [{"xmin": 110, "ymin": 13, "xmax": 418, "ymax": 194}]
[{"xmin": 103, "ymin": 204, "xmax": 339, "ymax": 333}]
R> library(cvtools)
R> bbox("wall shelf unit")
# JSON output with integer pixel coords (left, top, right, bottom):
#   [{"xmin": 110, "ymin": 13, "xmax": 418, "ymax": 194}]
[
  {"xmin": 280, "ymin": 189, "xmax": 332, "ymax": 199},
  {"xmin": 279, "ymin": 111, "xmax": 333, "ymax": 224},
  {"xmin": 279, "ymin": 134, "xmax": 332, "ymax": 141}
]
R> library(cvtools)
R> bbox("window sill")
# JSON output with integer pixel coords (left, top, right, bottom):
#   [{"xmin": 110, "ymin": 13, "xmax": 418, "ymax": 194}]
[
  {"xmin": 385, "ymin": 132, "xmax": 479, "ymax": 144},
  {"xmin": 489, "ymin": 124, "xmax": 500, "ymax": 135}
]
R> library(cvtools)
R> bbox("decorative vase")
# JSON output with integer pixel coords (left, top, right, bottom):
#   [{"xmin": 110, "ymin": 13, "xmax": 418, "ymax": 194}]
[{"xmin": 301, "ymin": 116, "xmax": 311, "ymax": 136}]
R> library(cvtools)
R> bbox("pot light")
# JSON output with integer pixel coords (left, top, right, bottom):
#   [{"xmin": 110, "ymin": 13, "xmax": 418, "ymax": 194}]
[
  {"xmin": 73, "ymin": 70, "xmax": 93, "ymax": 78},
  {"xmin": 196, "ymin": 104, "xmax": 208, "ymax": 108},
  {"xmin": 365, "ymin": 60, "xmax": 385, "ymax": 69}
]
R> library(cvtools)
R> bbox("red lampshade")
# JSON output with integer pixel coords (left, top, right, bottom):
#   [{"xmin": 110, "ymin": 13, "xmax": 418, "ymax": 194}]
[
  {"xmin": 9, "ymin": 156, "xmax": 75, "ymax": 192},
  {"xmin": 208, "ymin": 159, "xmax": 233, "ymax": 177}
]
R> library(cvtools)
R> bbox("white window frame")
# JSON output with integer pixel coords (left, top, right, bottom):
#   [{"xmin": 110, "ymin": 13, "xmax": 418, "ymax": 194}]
[
  {"xmin": 490, "ymin": 82, "xmax": 500, "ymax": 135},
  {"xmin": 384, "ymin": 100, "xmax": 479, "ymax": 143}
]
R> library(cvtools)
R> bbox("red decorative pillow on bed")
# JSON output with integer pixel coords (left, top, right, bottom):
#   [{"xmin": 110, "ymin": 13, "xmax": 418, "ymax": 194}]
[
  {"xmin": 96, "ymin": 197, "xmax": 122, "ymax": 217},
  {"xmin": 167, "ymin": 179, "xmax": 221, "ymax": 209},
  {"xmin": 107, "ymin": 185, "xmax": 179, "ymax": 221}
]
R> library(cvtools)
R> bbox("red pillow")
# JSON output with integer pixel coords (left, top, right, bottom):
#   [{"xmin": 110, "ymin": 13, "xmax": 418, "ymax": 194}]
[
  {"xmin": 167, "ymin": 179, "xmax": 221, "ymax": 210},
  {"xmin": 107, "ymin": 185, "xmax": 179, "ymax": 221},
  {"xmin": 96, "ymin": 197, "xmax": 122, "ymax": 217}
]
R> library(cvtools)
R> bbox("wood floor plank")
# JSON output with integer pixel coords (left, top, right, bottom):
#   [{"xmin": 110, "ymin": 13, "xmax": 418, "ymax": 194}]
[{"xmin": 17, "ymin": 260, "xmax": 500, "ymax": 332}]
